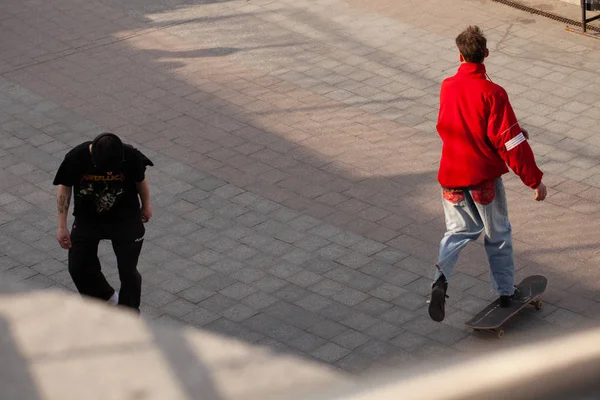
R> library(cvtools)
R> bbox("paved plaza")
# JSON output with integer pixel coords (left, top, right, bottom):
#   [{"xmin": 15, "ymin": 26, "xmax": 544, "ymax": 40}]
[{"xmin": 2, "ymin": 0, "xmax": 600, "ymax": 373}]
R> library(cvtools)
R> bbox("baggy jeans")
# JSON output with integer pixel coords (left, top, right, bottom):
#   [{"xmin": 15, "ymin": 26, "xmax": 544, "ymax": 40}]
[{"xmin": 435, "ymin": 178, "xmax": 515, "ymax": 296}]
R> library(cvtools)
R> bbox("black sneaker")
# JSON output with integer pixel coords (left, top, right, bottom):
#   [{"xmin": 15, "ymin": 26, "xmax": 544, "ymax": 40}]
[
  {"xmin": 428, "ymin": 275, "xmax": 448, "ymax": 322},
  {"xmin": 500, "ymin": 287, "xmax": 520, "ymax": 308}
]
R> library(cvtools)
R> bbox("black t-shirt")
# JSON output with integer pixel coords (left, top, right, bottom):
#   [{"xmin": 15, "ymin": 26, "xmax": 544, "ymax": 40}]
[{"xmin": 53, "ymin": 142, "xmax": 153, "ymax": 221}]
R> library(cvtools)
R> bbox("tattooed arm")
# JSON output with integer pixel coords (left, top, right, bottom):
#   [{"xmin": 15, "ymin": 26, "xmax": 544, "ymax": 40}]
[{"xmin": 57, "ymin": 185, "xmax": 72, "ymax": 249}]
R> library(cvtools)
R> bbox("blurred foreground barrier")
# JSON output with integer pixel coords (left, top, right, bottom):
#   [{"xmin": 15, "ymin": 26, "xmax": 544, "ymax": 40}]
[
  {"xmin": 304, "ymin": 328, "xmax": 600, "ymax": 400},
  {"xmin": 2, "ymin": 277, "xmax": 599, "ymax": 400},
  {"xmin": 0, "ymin": 280, "xmax": 346, "ymax": 400}
]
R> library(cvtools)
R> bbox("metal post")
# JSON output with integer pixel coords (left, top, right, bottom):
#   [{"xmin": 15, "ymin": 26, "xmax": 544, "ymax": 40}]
[
  {"xmin": 582, "ymin": 0, "xmax": 587, "ymax": 32},
  {"xmin": 581, "ymin": 0, "xmax": 587, "ymax": 33}
]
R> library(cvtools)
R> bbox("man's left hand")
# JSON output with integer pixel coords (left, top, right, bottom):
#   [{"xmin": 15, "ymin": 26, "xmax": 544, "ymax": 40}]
[{"xmin": 141, "ymin": 204, "xmax": 153, "ymax": 223}]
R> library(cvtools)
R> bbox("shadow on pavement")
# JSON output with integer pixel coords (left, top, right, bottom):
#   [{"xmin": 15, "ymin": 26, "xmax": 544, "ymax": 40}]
[{"xmin": 0, "ymin": 0, "xmax": 599, "ymax": 375}]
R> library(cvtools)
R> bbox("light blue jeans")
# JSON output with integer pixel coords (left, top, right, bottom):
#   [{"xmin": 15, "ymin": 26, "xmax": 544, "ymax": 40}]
[{"xmin": 435, "ymin": 178, "xmax": 515, "ymax": 296}]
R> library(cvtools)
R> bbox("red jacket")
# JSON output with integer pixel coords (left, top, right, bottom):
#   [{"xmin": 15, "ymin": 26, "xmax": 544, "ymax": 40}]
[{"xmin": 437, "ymin": 63, "xmax": 543, "ymax": 189}]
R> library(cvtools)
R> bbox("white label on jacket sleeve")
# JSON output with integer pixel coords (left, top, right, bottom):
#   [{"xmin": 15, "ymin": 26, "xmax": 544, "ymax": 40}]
[{"xmin": 505, "ymin": 132, "xmax": 526, "ymax": 151}]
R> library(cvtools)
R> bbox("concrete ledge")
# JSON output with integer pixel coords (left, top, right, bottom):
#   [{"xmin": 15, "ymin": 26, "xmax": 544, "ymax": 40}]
[
  {"xmin": 302, "ymin": 329, "xmax": 600, "ymax": 400},
  {"xmin": 0, "ymin": 280, "xmax": 347, "ymax": 400}
]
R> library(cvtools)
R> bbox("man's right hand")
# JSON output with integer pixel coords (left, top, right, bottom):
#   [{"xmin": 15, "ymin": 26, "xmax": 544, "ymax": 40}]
[
  {"xmin": 57, "ymin": 227, "xmax": 71, "ymax": 249},
  {"xmin": 534, "ymin": 182, "xmax": 547, "ymax": 201}
]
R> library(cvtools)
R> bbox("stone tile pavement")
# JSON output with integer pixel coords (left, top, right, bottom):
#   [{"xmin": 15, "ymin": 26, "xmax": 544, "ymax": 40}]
[{"xmin": 1, "ymin": 0, "xmax": 600, "ymax": 374}]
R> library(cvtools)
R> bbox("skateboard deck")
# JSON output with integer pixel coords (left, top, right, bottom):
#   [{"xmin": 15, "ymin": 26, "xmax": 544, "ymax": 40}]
[{"xmin": 465, "ymin": 275, "xmax": 548, "ymax": 338}]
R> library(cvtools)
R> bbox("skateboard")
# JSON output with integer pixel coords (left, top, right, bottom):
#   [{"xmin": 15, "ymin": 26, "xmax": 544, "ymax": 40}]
[{"xmin": 465, "ymin": 275, "xmax": 548, "ymax": 338}]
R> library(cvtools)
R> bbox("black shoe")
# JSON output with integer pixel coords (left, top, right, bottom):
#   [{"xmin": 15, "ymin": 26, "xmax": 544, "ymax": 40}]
[
  {"xmin": 500, "ymin": 287, "xmax": 520, "ymax": 308},
  {"xmin": 428, "ymin": 276, "xmax": 448, "ymax": 322}
]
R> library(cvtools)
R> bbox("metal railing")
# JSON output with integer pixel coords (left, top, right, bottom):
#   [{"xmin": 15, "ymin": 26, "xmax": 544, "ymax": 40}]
[{"xmin": 581, "ymin": 0, "xmax": 600, "ymax": 32}]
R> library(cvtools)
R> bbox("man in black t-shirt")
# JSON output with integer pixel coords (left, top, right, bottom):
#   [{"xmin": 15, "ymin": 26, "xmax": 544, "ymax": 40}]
[{"xmin": 53, "ymin": 132, "xmax": 154, "ymax": 312}]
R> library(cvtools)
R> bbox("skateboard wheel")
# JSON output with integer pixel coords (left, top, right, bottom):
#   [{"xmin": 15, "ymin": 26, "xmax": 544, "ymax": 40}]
[
  {"xmin": 535, "ymin": 301, "xmax": 543, "ymax": 310},
  {"xmin": 496, "ymin": 329, "xmax": 505, "ymax": 339}
]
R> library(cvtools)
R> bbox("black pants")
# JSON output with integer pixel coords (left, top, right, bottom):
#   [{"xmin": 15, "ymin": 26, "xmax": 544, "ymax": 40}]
[{"xmin": 68, "ymin": 217, "xmax": 145, "ymax": 312}]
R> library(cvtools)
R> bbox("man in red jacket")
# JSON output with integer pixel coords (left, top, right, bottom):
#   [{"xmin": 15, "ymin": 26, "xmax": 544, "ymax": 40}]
[{"xmin": 428, "ymin": 26, "xmax": 547, "ymax": 322}]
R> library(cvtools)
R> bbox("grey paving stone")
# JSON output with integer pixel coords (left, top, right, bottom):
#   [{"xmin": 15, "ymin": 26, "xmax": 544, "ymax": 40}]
[
  {"xmin": 352, "ymin": 238, "xmax": 387, "ymax": 255},
  {"xmin": 355, "ymin": 297, "xmax": 394, "ymax": 316},
  {"xmin": 332, "ymin": 329, "xmax": 371, "ymax": 350},
  {"xmin": 267, "ymin": 262, "xmax": 303, "ymax": 279},
  {"xmin": 309, "ymin": 279, "xmax": 345, "ymax": 297},
  {"xmin": 253, "ymin": 274, "xmax": 289, "ymax": 293},
  {"xmin": 335, "ymin": 352, "xmax": 377, "ymax": 373},
  {"xmin": 294, "ymin": 293, "xmax": 333, "ymax": 312},
  {"xmin": 317, "ymin": 243, "xmax": 349, "ymax": 260},
  {"xmin": 196, "ymin": 177, "xmax": 227, "ymax": 191},
  {"xmin": 374, "ymin": 248, "xmax": 410, "ymax": 264},
  {"xmin": 325, "ymin": 267, "xmax": 382, "ymax": 292},
  {"xmin": 221, "ymin": 303, "xmax": 259, "ymax": 322},
  {"xmin": 181, "ymin": 308, "xmax": 220, "ymax": 327},
  {"xmin": 310, "ymin": 342, "xmax": 351, "ymax": 363},
  {"xmin": 281, "ymin": 248, "xmax": 314, "ymax": 265},
  {"xmin": 289, "ymin": 332, "xmax": 327, "ymax": 353},
  {"xmin": 219, "ymin": 282, "xmax": 258, "ymax": 300},
  {"xmin": 274, "ymin": 229, "xmax": 306, "ymax": 244},
  {"xmin": 544, "ymin": 308, "xmax": 586, "ymax": 328},
  {"xmin": 318, "ymin": 302, "xmax": 355, "ymax": 322},
  {"xmin": 250, "ymin": 199, "xmax": 281, "ymax": 214},
  {"xmin": 340, "ymin": 312, "xmax": 379, "ymax": 332},
  {"xmin": 273, "ymin": 284, "xmax": 313, "ymax": 303},
  {"xmin": 307, "ymin": 319, "xmax": 348, "ymax": 339},
  {"xmin": 213, "ymin": 184, "xmax": 245, "ymax": 199},
  {"xmin": 390, "ymin": 329, "xmax": 436, "ymax": 352},
  {"xmin": 359, "ymin": 260, "xmax": 397, "ymax": 278},
  {"xmin": 143, "ymin": 289, "xmax": 179, "ymax": 308},
  {"xmin": 158, "ymin": 276, "xmax": 196, "ymax": 294},
  {"xmin": 196, "ymin": 273, "xmax": 237, "ymax": 292},
  {"xmin": 229, "ymin": 267, "xmax": 265, "ymax": 283},
  {"xmin": 199, "ymin": 293, "xmax": 239, "ymax": 313},
  {"xmin": 241, "ymin": 291, "xmax": 279, "ymax": 310},
  {"xmin": 357, "ymin": 340, "xmax": 400, "ymax": 358},
  {"xmin": 295, "ymin": 235, "xmax": 331, "ymax": 251},
  {"xmin": 205, "ymin": 318, "xmax": 265, "ymax": 344},
  {"xmin": 380, "ymin": 306, "xmax": 417, "ymax": 326},
  {"xmin": 286, "ymin": 270, "xmax": 323, "ymax": 287},
  {"xmin": 209, "ymin": 258, "xmax": 245, "ymax": 274},
  {"xmin": 392, "ymin": 292, "xmax": 428, "ymax": 311},
  {"xmin": 330, "ymin": 231, "xmax": 364, "ymax": 247},
  {"xmin": 336, "ymin": 251, "xmax": 372, "ymax": 269},
  {"xmin": 179, "ymin": 265, "xmax": 215, "ymax": 281},
  {"xmin": 176, "ymin": 285, "xmax": 215, "ymax": 306},
  {"xmin": 160, "ymin": 298, "xmax": 197, "ymax": 318},
  {"xmin": 426, "ymin": 324, "xmax": 469, "ymax": 346},
  {"xmin": 302, "ymin": 259, "xmax": 338, "ymax": 274},
  {"xmin": 308, "ymin": 223, "xmax": 345, "ymax": 239},
  {"xmin": 261, "ymin": 239, "xmax": 294, "ymax": 256},
  {"xmin": 243, "ymin": 313, "xmax": 304, "ymax": 343},
  {"xmin": 331, "ymin": 287, "xmax": 370, "ymax": 306},
  {"xmin": 402, "ymin": 315, "xmax": 441, "ymax": 336},
  {"xmin": 288, "ymin": 215, "xmax": 323, "ymax": 231},
  {"xmin": 30, "ymin": 259, "xmax": 66, "ymax": 276}
]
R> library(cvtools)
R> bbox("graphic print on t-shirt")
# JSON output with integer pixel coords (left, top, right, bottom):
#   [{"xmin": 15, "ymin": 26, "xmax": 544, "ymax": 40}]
[{"xmin": 78, "ymin": 171, "xmax": 125, "ymax": 213}]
